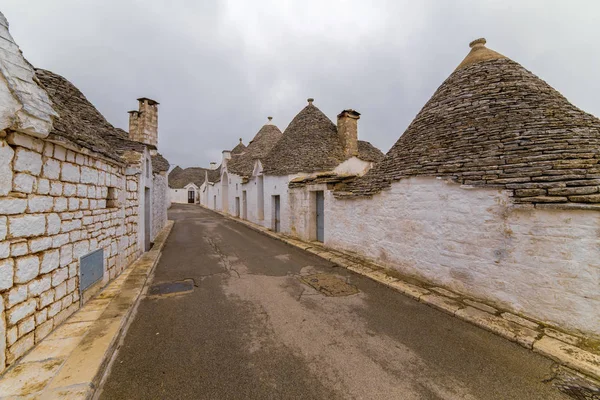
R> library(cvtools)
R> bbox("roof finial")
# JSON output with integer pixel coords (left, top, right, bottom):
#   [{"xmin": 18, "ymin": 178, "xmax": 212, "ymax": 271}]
[
  {"xmin": 268, "ymin": 116, "xmax": 273, "ymax": 122},
  {"xmin": 469, "ymin": 38, "xmax": 486, "ymax": 49},
  {"xmin": 239, "ymin": 138, "xmax": 243, "ymax": 143},
  {"xmin": 307, "ymin": 98, "xmax": 314, "ymax": 105}
]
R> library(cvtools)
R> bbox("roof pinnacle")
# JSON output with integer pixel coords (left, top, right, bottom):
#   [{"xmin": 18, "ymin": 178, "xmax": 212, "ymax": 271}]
[
  {"xmin": 469, "ymin": 38, "xmax": 487, "ymax": 48},
  {"xmin": 307, "ymin": 98, "xmax": 314, "ymax": 105}
]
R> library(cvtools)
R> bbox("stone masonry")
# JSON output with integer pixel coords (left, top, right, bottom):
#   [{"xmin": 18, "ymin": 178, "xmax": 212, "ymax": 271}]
[{"xmin": 0, "ymin": 131, "xmax": 140, "ymax": 370}]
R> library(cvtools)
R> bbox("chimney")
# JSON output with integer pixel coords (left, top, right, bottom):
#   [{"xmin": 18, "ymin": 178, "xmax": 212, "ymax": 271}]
[
  {"xmin": 128, "ymin": 97, "xmax": 159, "ymax": 147},
  {"xmin": 222, "ymin": 150, "xmax": 232, "ymax": 168},
  {"xmin": 337, "ymin": 109, "xmax": 360, "ymax": 158},
  {"xmin": 210, "ymin": 162, "xmax": 217, "ymax": 170}
]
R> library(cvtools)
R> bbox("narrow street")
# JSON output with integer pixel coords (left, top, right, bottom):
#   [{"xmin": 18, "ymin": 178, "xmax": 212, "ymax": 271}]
[{"xmin": 99, "ymin": 204, "xmax": 568, "ymax": 400}]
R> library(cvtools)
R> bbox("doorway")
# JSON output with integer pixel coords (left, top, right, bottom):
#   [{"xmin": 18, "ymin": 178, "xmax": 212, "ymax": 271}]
[
  {"xmin": 257, "ymin": 175, "xmax": 264, "ymax": 220},
  {"xmin": 213, "ymin": 195, "xmax": 216, "ymax": 209},
  {"xmin": 222, "ymin": 172, "xmax": 229, "ymax": 213},
  {"xmin": 144, "ymin": 188, "xmax": 151, "ymax": 251},
  {"xmin": 272, "ymin": 195, "xmax": 280, "ymax": 232},
  {"xmin": 188, "ymin": 190, "xmax": 195, "ymax": 203},
  {"xmin": 242, "ymin": 190, "xmax": 247, "ymax": 220},
  {"xmin": 316, "ymin": 191, "xmax": 324, "ymax": 242},
  {"xmin": 235, "ymin": 197, "xmax": 240, "ymax": 217}
]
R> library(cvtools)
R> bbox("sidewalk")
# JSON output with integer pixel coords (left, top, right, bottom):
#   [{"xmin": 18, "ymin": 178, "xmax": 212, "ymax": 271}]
[
  {"xmin": 207, "ymin": 206, "xmax": 600, "ymax": 383},
  {"xmin": 0, "ymin": 221, "xmax": 173, "ymax": 399}
]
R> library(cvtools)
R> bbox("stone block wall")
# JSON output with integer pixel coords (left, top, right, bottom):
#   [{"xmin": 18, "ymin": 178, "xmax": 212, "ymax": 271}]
[{"xmin": 0, "ymin": 131, "xmax": 141, "ymax": 373}]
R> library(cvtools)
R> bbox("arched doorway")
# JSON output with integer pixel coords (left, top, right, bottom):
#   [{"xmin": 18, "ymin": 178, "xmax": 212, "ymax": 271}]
[{"xmin": 222, "ymin": 171, "xmax": 229, "ymax": 213}]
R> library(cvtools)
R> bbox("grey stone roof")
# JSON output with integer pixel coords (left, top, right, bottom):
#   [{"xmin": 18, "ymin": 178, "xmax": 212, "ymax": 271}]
[
  {"xmin": 227, "ymin": 123, "xmax": 282, "ymax": 177},
  {"xmin": 342, "ymin": 39, "xmax": 600, "ymax": 205},
  {"xmin": 231, "ymin": 139, "xmax": 246, "ymax": 155},
  {"xmin": 207, "ymin": 165, "xmax": 222, "ymax": 183},
  {"xmin": 357, "ymin": 140, "xmax": 384, "ymax": 163},
  {"xmin": 35, "ymin": 69, "xmax": 149, "ymax": 162},
  {"xmin": 151, "ymin": 153, "xmax": 170, "ymax": 172},
  {"xmin": 168, "ymin": 166, "xmax": 207, "ymax": 189},
  {"xmin": 262, "ymin": 102, "xmax": 383, "ymax": 175}
]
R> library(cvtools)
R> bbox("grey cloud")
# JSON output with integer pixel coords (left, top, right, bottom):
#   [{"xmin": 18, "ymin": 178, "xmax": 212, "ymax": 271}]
[{"xmin": 3, "ymin": 0, "xmax": 599, "ymax": 169}]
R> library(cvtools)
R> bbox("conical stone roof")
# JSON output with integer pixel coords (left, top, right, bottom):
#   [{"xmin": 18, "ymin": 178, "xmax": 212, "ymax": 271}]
[
  {"xmin": 227, "ymin": 119, "xmax": 282, "ymax": 177},
  {"xmin": 231, "ymin": 139, "xmax": 246, "ymax": 155},
  {"xmin": 263, "ymin": 100, "xmax": 384, "ymax": 175},
  {"xmin": 343, "ymin": 39, "xmax": 600, "ymax": 204}
]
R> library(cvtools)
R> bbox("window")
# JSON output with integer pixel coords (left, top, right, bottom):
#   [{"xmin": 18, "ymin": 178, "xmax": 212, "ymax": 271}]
[{"xmin": 107, "ymin": 187, "xmax": 119, "ymax": 208}]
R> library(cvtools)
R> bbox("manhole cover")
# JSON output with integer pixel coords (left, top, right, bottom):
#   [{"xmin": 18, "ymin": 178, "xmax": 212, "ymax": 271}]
[
  {"xmin": 300, "ymin": 274, "xmax": 359, "ymax": 297},
  {"xmin": 148, "ymin": 279, "xmax": 194, "ymax": 297}
]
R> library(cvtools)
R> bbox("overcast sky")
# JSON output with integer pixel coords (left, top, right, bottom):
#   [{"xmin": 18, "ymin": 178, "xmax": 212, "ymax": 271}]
[{"xmin": 3, "ymin": 1, "xmax": 600, "ymax": 168}]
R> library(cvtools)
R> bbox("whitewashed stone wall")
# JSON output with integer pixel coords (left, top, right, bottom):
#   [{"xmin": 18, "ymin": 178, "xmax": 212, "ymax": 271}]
[
  {"xmin": 0, "ymin": 131, "xmax": 141, "ymax": 373},
  {"xmin": 325, "ymin": 176, "xmax": 600, "ymax": 338},
  {"xmin": 288, "ymin": 183, "xmax": 328, "ymax": 241},
  {"xmin": 206, "ymin": 183, "xmax": 221, "ymax": 211},
  {"xmin": 152, "ymin": 173, "xmax": 168, "ymax": 241},
  {"xmin": 169, "ymin": 184, "xmax": 198, "ymax": 204},
  {"xmin": 263, "ymin": 175, "xmax": 295, "ymax": 232},
  {"xmin": 241, "ymin": 175, "xmax": 260, "ymax": 224}
]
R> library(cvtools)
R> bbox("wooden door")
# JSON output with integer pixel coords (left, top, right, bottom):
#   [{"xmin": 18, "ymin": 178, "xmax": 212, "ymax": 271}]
[
  {"xmin": 316, "ymin": 191, "xmax": 324, "ymax": 242},
  {"xmin": 188, "ymin": 190, "xmax": 195, "ymax": 203}
]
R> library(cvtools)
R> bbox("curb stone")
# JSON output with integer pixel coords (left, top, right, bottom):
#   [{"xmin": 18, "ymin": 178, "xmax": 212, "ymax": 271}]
[{"xmin": 204, "ymin": 205, "xmax": 600, "ymax": 381}]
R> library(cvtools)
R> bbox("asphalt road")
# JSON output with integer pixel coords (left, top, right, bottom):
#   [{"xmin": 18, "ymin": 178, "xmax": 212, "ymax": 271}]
[{"xmin": 99, "ymin": 204, "xmax": 569, "ymax": 400}]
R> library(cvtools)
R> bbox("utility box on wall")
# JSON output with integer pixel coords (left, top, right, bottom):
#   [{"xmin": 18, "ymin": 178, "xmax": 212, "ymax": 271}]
[{"xmin": 80, "ymin": 248, "xmax": 104, "ymax": 293}]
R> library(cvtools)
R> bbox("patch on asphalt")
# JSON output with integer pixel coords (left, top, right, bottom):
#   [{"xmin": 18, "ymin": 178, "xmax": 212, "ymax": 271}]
[
  {"xmin": 299, "ymin": 274, "xmax": 359, "ymax": 297},
  {"xmin": 148, "ymin": 279, "xmax": 194, "ymax": 297}
]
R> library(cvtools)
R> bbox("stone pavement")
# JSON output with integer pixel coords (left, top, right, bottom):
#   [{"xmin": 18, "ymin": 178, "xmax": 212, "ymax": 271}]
[
  {"xmin": 0, "ymin": 221, "xmax": 173, "ymax": 399},
  {"xmin": 211, "ymin": 205, "xmax": 600, "ymax": 384}
]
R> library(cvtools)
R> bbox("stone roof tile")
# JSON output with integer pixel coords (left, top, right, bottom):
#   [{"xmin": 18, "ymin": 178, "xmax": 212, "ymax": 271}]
[
  {"xmin": 227, "ymin": 122, "xmax": 282, "ymax": 177},
  {"xmin": 35, "ymin": 68, "xmax": 148, "ymax": 161},
  {"xmin": 168, "ymin": 167, "xmax": 207, "ymax": 189},
  {"xmin": 342, "ymin": 39, "xmax": 600, "ymax": 205}
]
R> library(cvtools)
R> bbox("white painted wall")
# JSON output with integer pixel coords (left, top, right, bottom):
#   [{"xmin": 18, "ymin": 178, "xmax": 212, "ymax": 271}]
[
  {"xmin": 206, "ymin": 182, "xmax": 221, "ymax": 211},
  {"xmin": 289, "ymin": 183, "xmax": 328, "ymax": 241},
  {"xmin": 333, "ymin": 157, "xmax": 373, "ymax": 176},
  {"xmin": 263, "ymin": 174, "xmax": 297, "ymax": 232},
  {"xmin": 170, "ymin": 183, "xmax": 199, "ymax": 204},
  {"xmin": 325, "ymin": 176, "xmax": 600, "ymax": 337}
]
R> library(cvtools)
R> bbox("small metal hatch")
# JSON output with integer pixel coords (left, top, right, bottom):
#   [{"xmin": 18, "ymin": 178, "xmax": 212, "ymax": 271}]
[{"xmin": 80, "ymin": 248, "xmax": 104, "ymax": 291}]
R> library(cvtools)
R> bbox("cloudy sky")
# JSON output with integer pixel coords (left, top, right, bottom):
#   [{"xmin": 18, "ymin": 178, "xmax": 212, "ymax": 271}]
[{"xmin": 3, "ymin": 1, "xmax": 599, "ymax": 168}]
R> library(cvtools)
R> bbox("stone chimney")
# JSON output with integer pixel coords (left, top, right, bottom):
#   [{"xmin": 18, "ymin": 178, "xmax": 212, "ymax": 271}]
[
  {"xmin": 337, "ymin": 109, "xmax": 360, "ymax": 158},
  {"xmin": 222, "ymin": 150, "xmax": 232, "ymax": 168},
  {"xmin": 128, "ymin": 97, "xmax": 159, "ymax": 147},
  {"xmin": 210, "ymin": 162, "xmax": 217, "ymax": 170}
]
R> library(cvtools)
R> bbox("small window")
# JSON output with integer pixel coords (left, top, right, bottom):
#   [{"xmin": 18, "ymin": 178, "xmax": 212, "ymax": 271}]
[{"xmin": 107, "ymin": 187, "xmax": 120, "ymax": 208}]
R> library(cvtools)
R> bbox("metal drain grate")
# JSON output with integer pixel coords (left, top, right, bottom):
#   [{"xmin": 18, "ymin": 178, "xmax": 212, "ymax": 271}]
[
  {"xmin": 148, "ymin": 280, "xmax": 194, "ymax": 297},
  {"xmin": 300, "ymin": 274, "xmax": 359, "ymax": 297}
]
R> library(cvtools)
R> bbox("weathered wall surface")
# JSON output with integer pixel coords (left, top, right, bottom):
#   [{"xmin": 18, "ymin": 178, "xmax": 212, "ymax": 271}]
[
  {"xmin": 152, "ymin": 172, "xmax": 168, "ymax": 241},
  {"xmin": 263, "ymin": 175, "xmax": 295, "ymax": 232},
  {"xmin": 0, "ymin": 132, "xmax": 141, "ymax": 373},
  {"xmin": 325, "ymin": 176, "xmax": 600, "ymax": 337},
  {"xmin": 289, "ymin": 183, "xmax": 328, "ymax": 241},
  {"xmin": 0, "ymin": 12, "xmax": 57, "ymax": 137}
]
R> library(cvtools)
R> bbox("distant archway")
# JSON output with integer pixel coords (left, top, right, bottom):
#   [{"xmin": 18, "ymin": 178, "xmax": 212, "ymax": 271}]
[{"xmin": 222, "ymin": 172, "xmax": 229, "ymax": 213}]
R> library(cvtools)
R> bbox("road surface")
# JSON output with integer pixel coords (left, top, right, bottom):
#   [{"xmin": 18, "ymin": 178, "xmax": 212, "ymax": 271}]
[{"xmin": 100, "ymin": 204, "xmax": 569, "ymax": 400}]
